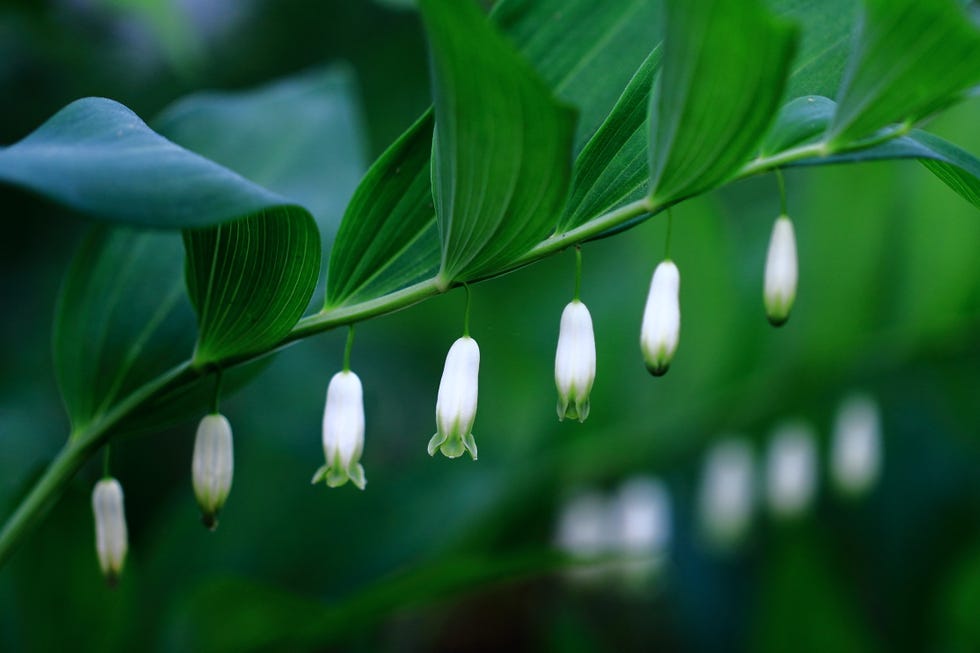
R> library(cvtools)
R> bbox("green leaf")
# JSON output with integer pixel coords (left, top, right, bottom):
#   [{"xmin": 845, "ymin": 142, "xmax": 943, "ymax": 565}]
[
  {"xmin": 154, "ymin": 66, "xmax": 367, "ymax": 252},
  {"xmin": 0, "ymin": 98, "xmax": 302, "ymax": 229},
  {"xmin": 325, "ymin": 0, "xmax": 683, "ymax": 303},
  {"xmin": 421, "ymin": 0, "xmax": 575, "ymax": 284},
  {"xmin": 649, "ymin": 0, "xmax": 798, "ymax": 203},
  {"xmin": 765, "ymin": 96, "xmax": 980, "ymax": 209},
  {"xmin": 53, "ymin": 229, "xmax": 195, "ymax": 431},
  {"xmin": 325, "ymin": 113, "xmax": 439, "ymax": 308},
  {"xmin": 183, "ymin": 208, "xmax": 321, "ymax": 365},
  {"xmin": 557, "ymin": 47, "xmax": 662, "ymax": 233},
  {"xmin": 827, "ymin": 0, "xmax": 980, "ymax": 144},
  {"xmin": 772, "ymin": 0, "xmax": 858, "ymax": 99}
]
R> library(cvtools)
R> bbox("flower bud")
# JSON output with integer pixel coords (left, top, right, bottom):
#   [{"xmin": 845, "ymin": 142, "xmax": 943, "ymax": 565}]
[
  {"xmin": 313, "ymin": 370, "xmax": 366, "ymax": 489},
  {"xmin": 192, "ymin": 413, "xmax": 234, "ymax": 529},
  {"xmin": 763, "ymin": 215, "xmax": 798, "ymax": 326},
  {"xmin": 698, "ymin": 438, "xmax": 754, "ymax": 549},
  {"xmin": 765, "ymin": 422, "xmax": 817, "ymax": 519},
  {"xmin": 831, "ymin": 394, "xmax": 882, "ymax": 497},
  {"xmin": 555, "ymin": 300, "xmax": 596, "ymax": 422},
  {"xmin": 640, "ymin": 260, "xmax": 680, "ymax": 376},
  {"xmin": 429, "ymin": 336, "xmax": 479, "ymax": 460},
  {"xmin": 92, "ymin": 477, "xmax": 127, "ymax": 586}
]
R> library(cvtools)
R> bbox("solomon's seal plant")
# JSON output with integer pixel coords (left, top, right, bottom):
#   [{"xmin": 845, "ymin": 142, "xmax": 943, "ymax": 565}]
[
  {"xmin": 0, "ymin": 0, "xmax": 978, "ymax": 582},
  {"xmin": 191, "ymin": 413, "xmax": 235, "ymax": 529},
  {"xmin": 92, "ymin": 477, "xmax": 128, "ymax": 586}
]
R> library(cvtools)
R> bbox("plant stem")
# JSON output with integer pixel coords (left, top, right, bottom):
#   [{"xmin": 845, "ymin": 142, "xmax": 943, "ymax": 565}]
[
  {"xmin": 462, "ymin": 284, "xmax": 472, "ymax": 337},
  {"xmin": 0, "ymin": 123, "xmax": 912, "ymax": 570},
  {"xmin": 573, "ymin": 246, "xmax": 582, "ymax": 301},
  {"xmin": 343, "ymin": 326, "xmax": 355, "ymax": 372}
]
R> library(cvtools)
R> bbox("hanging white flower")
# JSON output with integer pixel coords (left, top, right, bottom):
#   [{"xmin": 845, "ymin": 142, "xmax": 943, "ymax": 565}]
[
  {"xmin": 429, "ymin": 336, "xmax": 480, "ymax": 460},
  {"xmin": 313, "ymin": 370, "xmax": 366, "ymax": 489},
  {"xmin": 698, "ymin": 438, "xmax": 755, "ymax": 549},
  {"xmin": 92, "ymin": 477, "xmax": 128, "ymax": 586},
  {"xmin": 555, "ymin": 300, "xmax": 596, "ymax": 422},
  {"xmin": 640, "ymin": 260, "xmax": 680, "ymax": 376},
  {"xmin": 831, "ymin": 394, "xmax": 882, "ymax": 497},
  {"xmin": 763, "ymin": 215, "xmax": 798, "ymax": 326},
  {"xmin": 765, "ymin": 422, "xmax": 818, "ymax": 519},
  {"xmin": 192, "ymin": 413, "xmax": 234, "ymax": 529}
]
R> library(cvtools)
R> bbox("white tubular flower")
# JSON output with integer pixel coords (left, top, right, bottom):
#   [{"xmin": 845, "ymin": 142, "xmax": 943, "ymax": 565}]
[
  {"xmin": 429, "ymin": 336, "xmax": 480, "ymax": 460},
  {"xmin": 92, "ymin": 478, "xmax": 128, "ymax": 586},
  {"xmin": 698, "ymin": 438, "xmax": 755, "ymax": 549},
  {"xmin": 555, "ymin": 300, "xmax": 596, "ymax": 422},
  {"xmin": 640, "ymin": 260, "xmax": 680, "ymax": 376},
  {"xmin": 831, "ymin": 394, "xmax": 882, "ymax": 497},
  {"xmin": 192, "ymin": 413, "xmax": 234, "ymax": 529},
  {"xmin": 765, "ymin": 422, "xmax": 818, "ymax": 519},
  {"xmin": 313, "ymin": 370, "xmax": 366, "ymax": 489},
  {"xmin": 763, "ymin": 215, "xmax": 798, "ymax": 326},
  {"xmin": 610, "ymin": 476, "xmax": 672, "ymax": 584}
]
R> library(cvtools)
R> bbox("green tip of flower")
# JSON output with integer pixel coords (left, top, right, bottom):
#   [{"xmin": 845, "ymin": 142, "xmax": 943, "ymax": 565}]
[
  {"xmin": 348, "ymin": 463, "xmax": 367, "ymax": 490},
  {"xmin": 558, "ymin": 397, "xmax": 591, "ymax": 423},
  {"xmin": 645, "ymin": 361, "xmax": 670, "ymax": 377},
  {"xmin": 200, "ymin": 511, "xmax": 219, "ymax": 531},
  {"xmin": 428, "ymin": 432, "xmax": 478, "ymax": 460},
  {"xmin": 767, "ymin": 312, "xmax": 790, "ymax": 327}
]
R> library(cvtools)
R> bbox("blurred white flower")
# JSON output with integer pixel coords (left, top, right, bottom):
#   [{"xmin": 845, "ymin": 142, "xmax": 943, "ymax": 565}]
[
  {"xmin": 831, "ymin": 394, "xmax": 882, "ymax": 497},
  {"xmin": 763, "ymin": 215, "xmax": 798, "ymax": 326},
  {"xmin": 609, "ymin": 476, "xmax": 672, "ymax": 583},
  {"xmin": 429, "ymin": 336, "xmax": 480, "ymax": 460},
  {"xmin": 92, "ymin": 477, "xmax": 128, "ymax": 586},
  {"xmin": 765, "ymin": 422, "xmax": 818, "ymax": 518},
  {"xmin": 192, "ymin": 413, "xmax": 234, "ymax": 529},
  {"xmin": 640, "ymin": 260, "xmax": 680, "ymax": 376},
  {"xmin": 698, "ymin": 438, "xmax": 755, "ymax": 549},
  {"xmin": 555, "ymin": 300, "xmax": 596, "ymax": 422},
  {"xmin": 313, "ymin": 370, "xmax": 366, "ymax": 489}
]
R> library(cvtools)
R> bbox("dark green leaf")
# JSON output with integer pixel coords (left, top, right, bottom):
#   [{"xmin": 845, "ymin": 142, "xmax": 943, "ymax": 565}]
[
  {"xmin": 765, "ymin": 96, "xmax": 980, "ymax": 209},
  {"xmin": 0, "ymin": 98, "xmax": 301, "ymax": 229},
  {"xmin": 649, "ymin": 0, "xmax": 798, "ymax": 203},
  {"xmin": 827, "ymin": 0, "xmax": 980, "ymax": 144},
  {"xmin": 325, "ymin": 114, "xmax": 439, "ymax": 308},
  {"xmin": 557, "ymin": 47, "xmax": 662, "ymax": 233},
  {"xmin": 421, "ymin": 0, "xmax": 575, "ymax": 284},
  {"xmin": 154, "ymin": 66, "xmax": 367, "ymax": 252},
  {"xmin": 53, "ymin": 229, "xmax": 195, "ymax": 431},
  {"xmin": 771, "ymin": 0, "xmax": 858, "ymax": 99},
  {"xmin": 183, "ymin": 208, "xmax": 321, "ymax": 365}
]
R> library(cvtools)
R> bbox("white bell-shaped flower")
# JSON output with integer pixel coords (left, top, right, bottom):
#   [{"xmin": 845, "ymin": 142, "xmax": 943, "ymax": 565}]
[
  {"xmin": 555, "ymin": 300, "xmax": 596, "ymax": 422},
  {"xmin": 192, "ymin": 413, "xmax": 234, "ymax": 529},
  {"xmin": 831, "ymin": 394, "xmax": 882, "ymax": 497},
  {"xmin": 313, "ymin": 370, "xmax": 366, "ymax": 489},
  {"xmin": 640, "ymin": 260, "xmax": 680, "ymax": 376},
  {"xmin": 763, "ymin": 215, "xmax": 798, "ymax": 326},
  {"xmin": 698, "ymin": 438, "xmax": 755, "ymax": 549},
  {"xmin": 765, "ymin": 422, "xmax": 818, "ymax": 519},
  {"xmin": 92, "ymin": 477, "xmax": 128, "ymax": 586},
  {"xmin": 429, "ymin": 336, "xmax": 480, "ymax": 460}
]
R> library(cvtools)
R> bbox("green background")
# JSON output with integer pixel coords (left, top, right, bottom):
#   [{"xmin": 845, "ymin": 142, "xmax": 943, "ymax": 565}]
[{"xmin": 1, "ymin": 0, "xmax": 979, "ymax": 651}]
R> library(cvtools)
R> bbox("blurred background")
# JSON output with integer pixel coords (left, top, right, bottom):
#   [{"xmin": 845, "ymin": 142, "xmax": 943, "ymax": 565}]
[{"xmin": 1, "ymin": 1, "xmax": 980, "ymax": 651}]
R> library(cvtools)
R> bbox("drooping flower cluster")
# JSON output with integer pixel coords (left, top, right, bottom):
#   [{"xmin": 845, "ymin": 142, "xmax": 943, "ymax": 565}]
[
  {"xmin": 555, "ymin": 300, "xmax": 596, "ymax": 422},
  {"xmin": 640, "ymin": 260, "xmax": 681, "ymax": 376},
  {"xmin": 314, "ymin": 370, "xmax": 367, "ymax": 489},
  {"xmin": 763, "ymin": 214, "xmax": 798, "ymax": 326},
  {"xmin": 429, "ymin": 336, "xmax": 481, "ymax": 460}
]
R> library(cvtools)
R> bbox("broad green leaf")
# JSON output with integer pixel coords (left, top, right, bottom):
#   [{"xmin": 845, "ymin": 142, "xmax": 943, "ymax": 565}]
[
  {"xmin": 764, "ymin": 96, "xmax": 980, "ymax": 209},
  {"xmin": 53, "ymin": 228, "xmax": 195, "ymax": 432},
  {"xmin": 557, "ymin": 47, "xmax": 662, "ymax": 233},
  {"xmin": 649, "ymin": 0, "xmax": 798, "ymax": 203},
  {"xmin": 154, "ymin": 66, "xmax": 367, "ymax": 253},
  {"xmin": 183, "ymin": 208, "xmax": 321, "ymax": 365},
  {"xmin": 325, "ymin": 113, "xmax": 439, "ymax": 308},
  {"xmin": 0, "ymin": 98, "xmax": 302, "ymax": 229},
  {"xmin": 827, "ymin": 0, "xmax": 980, "ymax": 144},
  {"xmin": 325, "ymin": 0, "xmax": 680, "ymax": 303},
  {"xmin": 772, "ymin": 0, "xmax": 858, "ymax": 99},
  {"xmin": 421, "ymin": 0, "xmax": 575, "ymax": 284}
]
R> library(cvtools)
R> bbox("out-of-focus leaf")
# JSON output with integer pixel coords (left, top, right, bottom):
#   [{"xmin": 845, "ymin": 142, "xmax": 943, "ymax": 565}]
[
  {"xmin": 765, "ymin": 96, "xmax": 980, "ymax": 209},
  {"xmin": 154, "ymin": 66, "xmax": 367, "ymax": 253},
  {"xmin": 557, "ymin": 47, "xmax": 662, "ymax": 233},
  {"xmin": 827, "ymin": 0, "xmax": 980, "ymax": 144},
  {"xmin": 649, "ymin": 0, "xmax": 798, "ymax": 203},
  {"xmin": 183, "ymin": 208, "xmax": 320, "ymax": 365},
  {"xmin": 53, "ymin": 228, "xmax": 195, "ymax": 432},
  {"xmin": 421, "ymin": 0, "xmax": 575, "ymax": 284},
  {"xmin": 178, "ymin": 551, "xmax": 566, "ymax": 652},
  {"xmin": 0, "ymin": 98, "xmax": 303, "ymax": 229},
  {"xmin": 325, "ymin": 114, "xmax": 439, "ymax": 308}
]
